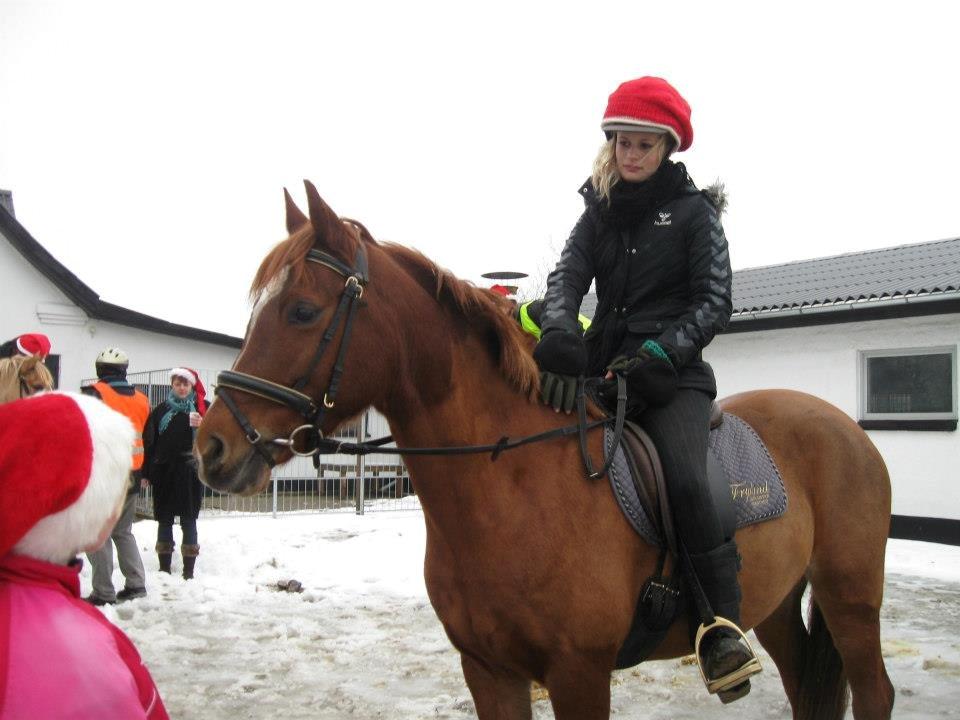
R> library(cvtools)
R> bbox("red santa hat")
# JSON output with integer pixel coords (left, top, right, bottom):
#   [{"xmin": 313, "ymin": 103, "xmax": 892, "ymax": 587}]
[
  {"xmin": 15, "ymin": 333, "xmax": 52, "ymax": 359},
  {"xmin": 170, "ymin": 367, "xmax": 207, "ymax": 417},
  {"xmin": 0, "ymin": 392, "xmax": 134, "ymax": 563},
  {"xmin": 489, "ymin": 284, "xmax": 511, "ymax": 297}
]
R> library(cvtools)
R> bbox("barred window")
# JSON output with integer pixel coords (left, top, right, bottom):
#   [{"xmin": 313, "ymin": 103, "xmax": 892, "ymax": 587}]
[{"xmin": 859, "ymin": 347, "xmax": 957, "ymax": 430}]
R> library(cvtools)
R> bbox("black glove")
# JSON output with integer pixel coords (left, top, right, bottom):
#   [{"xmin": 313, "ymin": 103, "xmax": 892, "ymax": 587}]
[
  {"xmin": 540, "ymin": 371, "xmax": 579, "ymax": 413},
  {"xmin": 607, "ymin": 346, "xmax": 678, "ymax": 408},
  {"xmin": 533, "ymin": 329, "xmax": 587, "ymax": 376}
]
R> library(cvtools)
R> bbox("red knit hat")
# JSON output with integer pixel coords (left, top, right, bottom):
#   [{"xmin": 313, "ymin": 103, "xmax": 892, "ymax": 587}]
[
  {"xmin": 0, "ymin": 392, "xmax": 135, "ymax": 561},
  {"xmin": 170, "ymin": 367, "xmax": 207, "ymax": 417},
  {"xmin": 15, "ymin": 333, "xmax": 52, "ymax": 359},
  {"xmin": 601, "ymin": 76, "xmax": 693, "ymax": 152}
]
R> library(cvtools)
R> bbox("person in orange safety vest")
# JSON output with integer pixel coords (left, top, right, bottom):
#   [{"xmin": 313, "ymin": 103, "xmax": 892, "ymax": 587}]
[{"xmin": 81, "ymin": 347, "xmax": 150, "ymax": 605}]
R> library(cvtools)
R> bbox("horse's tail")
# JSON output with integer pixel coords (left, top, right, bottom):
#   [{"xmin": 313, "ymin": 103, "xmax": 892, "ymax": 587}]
[{"xmin": 797, "ymin": 583, "xmax": 850, "ymax": 720}]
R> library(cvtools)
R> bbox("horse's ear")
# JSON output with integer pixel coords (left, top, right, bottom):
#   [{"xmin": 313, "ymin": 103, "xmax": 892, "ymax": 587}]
[
  {"xmin": 303, "ymin": 179, "xmax": 354, "ymax": 261},
  {"xmin": 284, "ymin": 188, "xmax": 309, "ymax": 235}
]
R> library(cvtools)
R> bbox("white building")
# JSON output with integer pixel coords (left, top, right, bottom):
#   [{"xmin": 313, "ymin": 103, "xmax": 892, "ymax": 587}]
[
  {"xmin": 0, "ymin": 190, "xmax": 402, "ymax": 490},
  {"xmin": 1, "ymin": 190, "xmax": 240, "ymax": 388},
  {"xmin": 706, "ymin": 240, "xmax": 960, "ymax": 545}
]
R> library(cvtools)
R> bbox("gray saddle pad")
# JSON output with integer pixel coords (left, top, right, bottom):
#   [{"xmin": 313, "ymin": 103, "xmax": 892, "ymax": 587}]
[{"xmin": 606, "ymin": 412, "xmax": 787, "ymax": 547}]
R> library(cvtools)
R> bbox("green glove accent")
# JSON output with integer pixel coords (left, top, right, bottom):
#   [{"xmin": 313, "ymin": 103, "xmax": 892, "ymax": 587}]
[
  {"xmin": 641, "ymin": 339, "xmax": 672, "ymax": 365},
  {"xmin": 540, "ymin": 371, "xmax": 578, "ymax": 414},
  {"xmin": 607, "ymin": 347, "xmax": 678, "ymax": 408}
]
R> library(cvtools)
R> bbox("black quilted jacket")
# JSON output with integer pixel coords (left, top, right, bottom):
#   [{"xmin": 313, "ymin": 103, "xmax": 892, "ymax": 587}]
[{"xmin": 540, "ymin": 175, "xmax": 732, "ymax": 396}]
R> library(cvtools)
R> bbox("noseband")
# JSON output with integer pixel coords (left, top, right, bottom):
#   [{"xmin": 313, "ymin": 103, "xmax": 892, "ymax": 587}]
[{"xmin": 215, "ymin": 243, "xmax": 369, "ymax": 468}]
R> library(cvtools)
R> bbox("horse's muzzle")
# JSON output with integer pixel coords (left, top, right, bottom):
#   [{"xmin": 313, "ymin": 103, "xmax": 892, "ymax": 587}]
[{"xmin": 196, "ymin": 433, "xmax": 273, "ymax": 496}]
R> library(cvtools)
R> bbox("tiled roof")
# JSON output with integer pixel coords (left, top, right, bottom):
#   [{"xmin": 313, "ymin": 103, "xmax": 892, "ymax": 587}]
[
  {"xmin": 578, "ymin": 237, "xmax": 960, "ymax": 320},
  {"xmin": 731, "ymin": 237, "xmax": 960, "ymax": 315}
]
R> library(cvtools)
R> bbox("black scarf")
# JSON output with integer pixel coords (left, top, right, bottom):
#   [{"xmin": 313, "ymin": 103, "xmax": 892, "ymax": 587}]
[{"xmin": 598, "ymin": 161, "xmax": 688, "ymax": 229}]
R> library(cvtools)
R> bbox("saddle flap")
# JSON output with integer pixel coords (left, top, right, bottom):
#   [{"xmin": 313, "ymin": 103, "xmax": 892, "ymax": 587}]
[{"xmin": 619, "ymin": 421, "xmax": 677, "ymax": 554}]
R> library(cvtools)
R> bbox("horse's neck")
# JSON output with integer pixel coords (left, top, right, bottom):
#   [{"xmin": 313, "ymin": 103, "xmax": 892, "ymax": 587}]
[{"xmin": 380, "ymin": 333, "xmax": 552, "ymax": 523}]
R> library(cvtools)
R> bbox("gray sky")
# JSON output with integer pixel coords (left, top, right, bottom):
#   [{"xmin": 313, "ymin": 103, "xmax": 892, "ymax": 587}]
[{"xmin": 2, "ymin": 1, "xmax": 958, "ymax": 338}]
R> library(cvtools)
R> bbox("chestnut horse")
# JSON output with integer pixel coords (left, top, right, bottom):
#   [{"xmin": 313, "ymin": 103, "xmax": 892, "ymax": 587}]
[{"xmin": 197, "ymin": 182, "xmax": 894, "ymax": 720}]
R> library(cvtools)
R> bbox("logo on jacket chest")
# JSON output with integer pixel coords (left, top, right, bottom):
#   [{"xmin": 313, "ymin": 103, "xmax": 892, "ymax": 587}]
[{"xmin": 654, "ymin": 212, "xmax": 672, "ymax": 227}]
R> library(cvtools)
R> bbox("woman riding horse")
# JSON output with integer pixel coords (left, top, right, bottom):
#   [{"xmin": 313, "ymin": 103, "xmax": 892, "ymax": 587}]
[{"xmin": 533, "ymin": 76, "xmax": 754, "ymax": 700}]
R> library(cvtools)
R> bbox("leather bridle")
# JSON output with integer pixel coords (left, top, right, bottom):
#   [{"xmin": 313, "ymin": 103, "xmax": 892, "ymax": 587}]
[
  {"xmin": 212, "ymin": 232, "xmax": 627, "ymax": 479},
  {"xmin": 215, "ymin": 243, "xmax": 369, "ymax": 468}
]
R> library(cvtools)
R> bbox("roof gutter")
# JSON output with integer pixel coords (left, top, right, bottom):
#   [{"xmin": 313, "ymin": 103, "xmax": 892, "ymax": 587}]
[{"xmin": 731, "ymin": 290, "xmax": 960, "ymax": 322}]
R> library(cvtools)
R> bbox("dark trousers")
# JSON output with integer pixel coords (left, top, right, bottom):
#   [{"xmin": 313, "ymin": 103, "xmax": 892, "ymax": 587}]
[
  {"xmin": 157, "ymin": 516, "xmax": 198, "ymax": 546},
  {"xmin": 636, "ymin": 388, "xmax": 724, "ymax": 553}
]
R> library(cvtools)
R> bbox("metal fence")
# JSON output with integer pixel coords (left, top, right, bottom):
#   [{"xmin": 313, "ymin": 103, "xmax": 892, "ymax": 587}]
[{"xmin": 83, "ymin": 368, "xmax": 418, "ymax": 517}]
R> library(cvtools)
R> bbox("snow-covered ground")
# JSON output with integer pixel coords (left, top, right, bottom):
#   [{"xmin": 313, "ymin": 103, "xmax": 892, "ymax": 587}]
[{"xmin": 84, "ymin": 509, "xmax": 960, "ymax": 719}]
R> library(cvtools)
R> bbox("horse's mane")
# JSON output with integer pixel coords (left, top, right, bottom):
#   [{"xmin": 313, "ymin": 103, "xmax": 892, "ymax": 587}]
[
  {"xmin": 0, "ymin": 355, "xmax": 54, "ymax": 404},
  {"xmin": 383, "ymin": 243, "xmax": 540, "ymax": 398},
  {"xmin": 249, "ymin": 227, "xmax": 539, "ymax": 398}
]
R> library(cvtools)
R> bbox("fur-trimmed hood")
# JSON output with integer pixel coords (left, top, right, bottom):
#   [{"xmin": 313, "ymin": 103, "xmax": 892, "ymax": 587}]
[{"xmin": 702, "ymin": 181, "xmax": 728, "ymax": 214}]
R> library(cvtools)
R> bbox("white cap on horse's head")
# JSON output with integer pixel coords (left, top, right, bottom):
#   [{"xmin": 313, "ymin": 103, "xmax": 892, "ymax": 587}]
[
  {"xmin": 601, "ymin": 76, "xmax": 693, "ymax": 152},
  {"xmin": 0, "ymin": 392, "xmax": 134, "ymax": 565},
  {"xmin": 96, "ymin": 347, "xmax": 129, "ymax": 366}
]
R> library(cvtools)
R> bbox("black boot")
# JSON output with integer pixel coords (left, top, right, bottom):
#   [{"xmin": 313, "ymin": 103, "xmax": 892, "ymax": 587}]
[
  {"xmin": 182, "ymin": 544, "xmax": 199, "ymax": 580},
  {"xmin": 687, "ymin": 540, "xmax": 761, "ymax": 703},
  {"xmin": 156, "ymin": 541, "xmax": 174, "ymax": 574}
]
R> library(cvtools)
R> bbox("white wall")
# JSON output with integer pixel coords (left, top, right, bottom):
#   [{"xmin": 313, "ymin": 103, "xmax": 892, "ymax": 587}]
[
  {"xmin": 2, "ymin": 230, "xmax": 239, "ymax": 391},
  {"xmin": 706, "ymin": 313, "xmax": 960, "ymax": 521}
]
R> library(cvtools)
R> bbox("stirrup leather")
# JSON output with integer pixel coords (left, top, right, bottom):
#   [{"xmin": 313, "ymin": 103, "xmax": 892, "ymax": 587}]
[{"xmin": 694, "ymin": 616, "xmax": 763, "ymax": 694}]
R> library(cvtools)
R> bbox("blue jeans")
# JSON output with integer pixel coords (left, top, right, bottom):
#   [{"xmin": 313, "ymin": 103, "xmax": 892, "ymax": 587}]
[{"xmin": 157, "ymin": 516, "xmax": 198, "ymax": 546}]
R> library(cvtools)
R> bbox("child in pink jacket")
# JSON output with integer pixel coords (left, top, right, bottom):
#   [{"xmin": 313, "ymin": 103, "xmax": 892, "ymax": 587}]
[{"xmin": 0, "ymin": 392, "xmax": 168, "ymax": 719}]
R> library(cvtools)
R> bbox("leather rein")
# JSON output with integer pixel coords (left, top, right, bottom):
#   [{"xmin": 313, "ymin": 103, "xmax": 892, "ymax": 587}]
[{"xmin": 214, "ymin": 233, "xmax": 627, "ymax": 478}]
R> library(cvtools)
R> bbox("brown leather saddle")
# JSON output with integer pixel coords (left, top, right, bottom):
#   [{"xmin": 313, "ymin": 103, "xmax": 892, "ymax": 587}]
[{"xmin": 618, "ymin": 401, "xmax": 727, "ymax": 549}]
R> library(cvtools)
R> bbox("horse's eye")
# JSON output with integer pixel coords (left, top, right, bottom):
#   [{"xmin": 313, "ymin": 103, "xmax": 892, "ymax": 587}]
[{"xmin": 289, "ymin": 303, "xmax": 320, "ymax": 325}]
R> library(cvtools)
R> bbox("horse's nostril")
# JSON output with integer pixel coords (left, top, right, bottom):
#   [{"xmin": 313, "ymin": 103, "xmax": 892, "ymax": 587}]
[{"xmin": 202, "ymin": 434, "xmax": 226, "ymax": 473}]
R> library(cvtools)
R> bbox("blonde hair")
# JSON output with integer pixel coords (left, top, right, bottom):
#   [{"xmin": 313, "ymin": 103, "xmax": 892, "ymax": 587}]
[{"xmin": 590, "ymin": 133, "xmax": 675, "ymax": 204}]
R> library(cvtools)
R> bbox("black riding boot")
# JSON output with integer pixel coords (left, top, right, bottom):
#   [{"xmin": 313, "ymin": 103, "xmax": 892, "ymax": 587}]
[
  {"xmin": 182, "ymin": 544, "xmax": 199, "ymax": 580},
  {"xmin": 156, "ymin": 541, "xmax": 174, "ymax": 574},
  {"xmin": 687, "ymin": 540, "xmax": 760, "ymax": 703}
]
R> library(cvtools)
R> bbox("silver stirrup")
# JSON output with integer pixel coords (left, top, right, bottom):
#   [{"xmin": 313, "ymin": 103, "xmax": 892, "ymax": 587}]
[{"xmin": 694, "ymin": 616, "xmax": 763, "ymax": 695}]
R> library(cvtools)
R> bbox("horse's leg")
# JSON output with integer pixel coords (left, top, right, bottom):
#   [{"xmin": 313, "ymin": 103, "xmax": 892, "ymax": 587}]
[
  {"xmin": 753, "ymin": 579, "xmax": 807, "ymax": 715},
  {"xmin": 460, "ymin": 654, "xmax": 532, "ymax": 720},
  {"xmin": 805, "ymin": 447, "xmax": 894, "ymax": 720},
  {"xmin": 808, "ymin": 563, "xmax": 894, "ymax": 720},
  {"xmin": 543, "ymin": 655, "xmax": 611, "ymax": 720}
]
